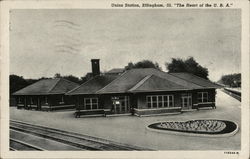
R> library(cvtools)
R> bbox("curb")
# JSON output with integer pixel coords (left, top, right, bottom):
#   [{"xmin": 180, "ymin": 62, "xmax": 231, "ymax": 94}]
[{"xmin": 146, "ymin": 119, "xmax": 239, "ymax": 138}]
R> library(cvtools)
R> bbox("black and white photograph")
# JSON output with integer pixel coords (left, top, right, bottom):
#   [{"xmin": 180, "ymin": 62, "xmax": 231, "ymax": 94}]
[{"xmin": 0, "ymin": 1, "xmax": 249, "ymax": 159}]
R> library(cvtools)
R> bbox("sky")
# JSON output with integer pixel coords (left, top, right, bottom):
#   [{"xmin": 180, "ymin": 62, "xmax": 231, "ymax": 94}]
[{"xmin": 10, "ymin": 9, "xmax": 241, "ymax": 81}]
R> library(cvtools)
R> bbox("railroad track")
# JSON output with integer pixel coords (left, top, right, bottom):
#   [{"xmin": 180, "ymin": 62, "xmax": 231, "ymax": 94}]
[
  {"xmin": 222, "ymin": 88, "xmax": 241, "ymax": 101},
  {"xmin": 10, "ymin": 120, "xmax": 148, "ymax": 151},
  {"xmin": 10, "ymin": 138, "xmax": 44, "ymax": 151}
]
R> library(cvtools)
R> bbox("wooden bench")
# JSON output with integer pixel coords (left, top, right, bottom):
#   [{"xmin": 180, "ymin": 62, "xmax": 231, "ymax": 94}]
[
  {"xmin": 74, "ymin": 109, "xmax": 111, "ymax": 118},
  {"xmin": 193, "ymin": 102, "xmax": 216, "ymax": 110}
]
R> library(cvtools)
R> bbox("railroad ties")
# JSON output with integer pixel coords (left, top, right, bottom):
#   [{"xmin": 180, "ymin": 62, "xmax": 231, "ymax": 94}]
[{"xmin": 10, "ymin": 120, "xmax": 147, "ymax": 151}]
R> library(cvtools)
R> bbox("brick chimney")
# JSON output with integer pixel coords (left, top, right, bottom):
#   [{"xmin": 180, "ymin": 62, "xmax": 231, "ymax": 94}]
[{"xmin": 91, "ymin": 59, "xmax": 100, "ymax": 77}]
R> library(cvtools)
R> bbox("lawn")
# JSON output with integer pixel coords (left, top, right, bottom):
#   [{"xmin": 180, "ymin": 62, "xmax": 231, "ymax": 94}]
[{"xmin": 9, "ymin": 90, "xmax": 241, "ymax": 150}]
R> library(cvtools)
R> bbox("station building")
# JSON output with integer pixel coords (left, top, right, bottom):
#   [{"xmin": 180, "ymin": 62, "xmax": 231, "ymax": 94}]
[
  {"xmin": 67, "ymin": 59, "xmax": 221, "ymax": 116},
  {"xmin": 12, "ymin": 78, "xmax": 79, "ymax": 111}
]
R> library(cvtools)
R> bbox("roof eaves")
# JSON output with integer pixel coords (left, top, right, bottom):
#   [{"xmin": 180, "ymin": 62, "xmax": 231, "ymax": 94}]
[{"xmin": 12, "ymin": 92, "xmax": 64, "ymax": 96}]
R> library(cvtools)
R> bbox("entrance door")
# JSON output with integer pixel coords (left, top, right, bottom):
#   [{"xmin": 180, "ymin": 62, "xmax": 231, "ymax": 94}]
[
  {"xmin": 111, "ymin": 96, "xmax": 130, "ymax": 114},
  {"xmin": 181, "ymin": 93, "xmax": 192, "ymax": 110}
]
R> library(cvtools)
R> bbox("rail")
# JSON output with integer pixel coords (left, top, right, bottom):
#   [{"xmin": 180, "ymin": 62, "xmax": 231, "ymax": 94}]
[
  {"xmin": 10, "ymin": 120, "xmax": 148, "ymax": 151},
  {"xmin": 223, "ymin": 88, "xmax": 241, "ymax": 101},
  {"xmin": 10, "ymin": 138, "xmax": 44, "ymax": 151}
]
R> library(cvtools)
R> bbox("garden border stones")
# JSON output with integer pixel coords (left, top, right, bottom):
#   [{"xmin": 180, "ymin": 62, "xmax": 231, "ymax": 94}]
[{"xmin": 147, "ymin": 119, "xmax": 239, "ymax": 138}]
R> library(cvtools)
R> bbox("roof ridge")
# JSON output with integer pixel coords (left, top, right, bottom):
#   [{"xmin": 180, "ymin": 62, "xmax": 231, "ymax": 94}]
[
  {"xmin": 47, "ymin": 78, "xmax": 62, "ymax": 93},
  {"xmin": 128, "ymin": 75, "xmax": 153, "ymax": 92},
  {"xmin": 96, "ymin": 69, "xmax": 131, "ymax": 93},
  {"xmin": 66, "ymin": 76, "xmax": 98, "ymax": 95}
]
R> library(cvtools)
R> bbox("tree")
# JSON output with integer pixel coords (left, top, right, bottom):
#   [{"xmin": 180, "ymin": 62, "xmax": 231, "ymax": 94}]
[
  {"xmin": 80, "ymin": 72, "xmax": 93, "ymax": 83},
  {"xmin": 9, "ymin": 75, "xmax": 28, "ymax": 95},
  {"xmin": 54, "ymin": 73, "xmax": 61, "ymax": 78},
  {"xmin": 63, "ymin": 75, "xmax": 81, "ymax": 84},
  {"xmin": 124, "ymin": 60, "xmax": 161, "ymax": 70},
  {"xmin": 166, "ymin": 57, "xmax": 209, "ymax": 79},
  {"xmin": 218, "ymin": 73, "xmax": 241, "ymax": 87}
]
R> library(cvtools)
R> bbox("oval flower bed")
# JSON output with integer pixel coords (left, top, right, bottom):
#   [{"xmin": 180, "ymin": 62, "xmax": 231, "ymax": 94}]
[{"xmin": 148, "ymin": 120, "xmax": 238, "ymax": 135}]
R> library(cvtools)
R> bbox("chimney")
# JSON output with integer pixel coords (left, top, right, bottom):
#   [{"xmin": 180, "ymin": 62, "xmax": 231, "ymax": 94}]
[{"xmin": 91, "ymin": 59, "xmax": 100, "ymax": 76}]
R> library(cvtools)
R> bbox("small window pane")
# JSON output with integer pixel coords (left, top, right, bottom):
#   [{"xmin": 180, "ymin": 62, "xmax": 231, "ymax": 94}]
[
  {"xmin": 152, "ymin": 96, "xmax": 157, "ymax": 102},
  {"xmin": 169, "ymin": 96, "xmax": 173, "ymax": 101},
  {"xmin": 158, "ymin": 96, "xmax": 162, "ymax": 102},
  {"xmin": 169, "ymin": 101, "xmax": 173, "ymax": 107},
  {"xmin": 158, "ymin": 101, "xmax": 163, "ymax": 107},
  {"xmin": 92, "ymin": 98, "xmax": 97, "ymax": 103},
  {"xmin": 152, "ymin": 102, "xmax": 157, "ymax": 108},
  {"xmin": 164, "ymin": 101, "xmax": 168, "ymax": 107},
  {"xmin": 147, "ymin": 96, "xmax": 151, "ymax": 102},
  {"xmin": 85, "ymin": 99, "xmax": 90, "ymax": 104},
  {"xmin": 86, "ymin": 104, "xmax": 91, "ymax": 110},
  {"xmin": 147, "ymin": 102, "xmax": 152, "ymax": 108},
  {"xmin": 92, "ymin": 104, "xmax": 98, "ymax": 109}
]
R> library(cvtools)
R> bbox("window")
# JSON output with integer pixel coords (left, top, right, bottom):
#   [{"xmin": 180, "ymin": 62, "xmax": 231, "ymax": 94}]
[
  {"xmin": 30, "ymin": 97, "xmax": 34, "ymax": 104},
  {"xmin": 45, "ymin": 97, "xmax": 48, "ymax": 104},
  {"xmin": 84, "ymin": 98, "xmax": 98, "ymax": 110},
  {"xmin": 198, "ymin": 92, "xmax": 208, "ymax": 103},
  {"xmin": 18, "ymin": 97, "xmax": 21, "ymax": 103},
  {"xmin": 147, "ymin": 95, "xmax": 174, "ymax": 108},
  {"xmin": 59, "ymin": 96, "xmax": 65, "ymax": 104}
]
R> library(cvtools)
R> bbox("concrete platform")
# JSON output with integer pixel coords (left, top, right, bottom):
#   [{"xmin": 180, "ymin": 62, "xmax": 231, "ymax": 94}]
[{"xmin": 10, "ymin": 90, "xmax": 241, "ymax": 150}]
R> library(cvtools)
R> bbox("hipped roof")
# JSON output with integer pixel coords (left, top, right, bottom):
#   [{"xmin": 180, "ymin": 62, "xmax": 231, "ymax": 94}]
[
  {"xmin": 128, "ymin": 75, "xmax": 188, "ymax": 92},
  {"xmin": 16, "ymin": 69, "xmax": 220, "ymax": 96},
  {"xmin": 97, "ymin": 68, "xmax": 204, "ymax": 94},
  {"xmin": 169, "ymin": 73, "xmax": 222, "ymax": 88},
  {"xmin": 68, "ymin": 68, "xmax": 220, "ymax": 95},
  {"xmin": 13, "ymin": 78, "xmax": 79, "ymax": 95},
  {"xmin": 66, "ymin": 75, "xmax": 118, "ymax": 95}
]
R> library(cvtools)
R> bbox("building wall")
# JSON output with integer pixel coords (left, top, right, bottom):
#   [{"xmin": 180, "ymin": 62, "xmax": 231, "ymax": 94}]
[
  {"xmin": 75, "ymin": 93, "xmax": 133, "ymax": 113},
  {"xmin": 75, "ymin": 94, "xmax": 104, "ymax": 110},
  {"xmin": 135, "ymin": 89, "xmax": 216, "ymax": 110},
  {"xmin": 191, "ymin": 89, "xmax": 216, "ymax": 104},
  {"xmin": 15, "ymin": 94, "xmax": 76, "ymax": 110},
  {"xmin": 48, "ymin": 94, "xmax": 75, "ymax": 106},
  {"xmin": 101, "ymin": 94, "xmax": 113, "ymax": 109},
  {"xmin": 136, "ymin": 91, "xmax": 183, "ymax": 109}
]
